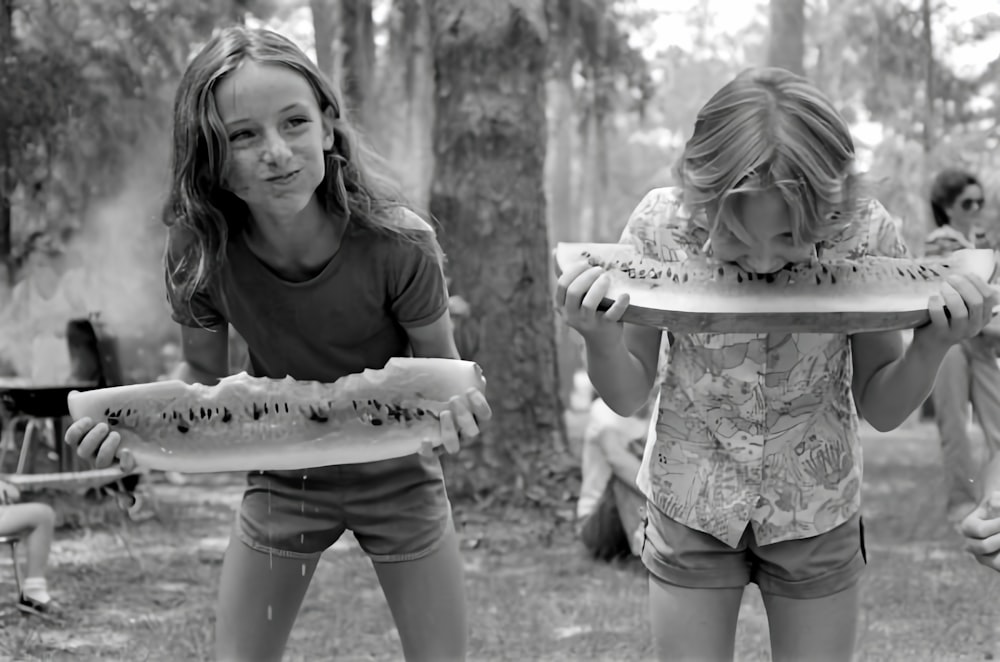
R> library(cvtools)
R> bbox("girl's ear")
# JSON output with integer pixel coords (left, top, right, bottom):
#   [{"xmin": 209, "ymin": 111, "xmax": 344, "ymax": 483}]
[{"xmin": 321, "ymin": 107, "xmax": 336, "ymax": 151}]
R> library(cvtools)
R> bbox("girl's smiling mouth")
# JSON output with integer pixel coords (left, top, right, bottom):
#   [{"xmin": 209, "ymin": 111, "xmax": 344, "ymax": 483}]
[{"xmin": 267, "ymin": 170, "xmax": 300, "ymax": 184}]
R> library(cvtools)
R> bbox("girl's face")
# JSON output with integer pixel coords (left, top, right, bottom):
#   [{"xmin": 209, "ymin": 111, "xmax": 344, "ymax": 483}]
[
  {"xmin": 213, "ymin": 60, "xmax": 334, "ymax": 222},
  {"xmin": 708, "ymin": 190, "xmax": 816, "ymax": 274},
  {"xmin": 946, "ymin": 184, "xmax": 985, "ymax": 232}
]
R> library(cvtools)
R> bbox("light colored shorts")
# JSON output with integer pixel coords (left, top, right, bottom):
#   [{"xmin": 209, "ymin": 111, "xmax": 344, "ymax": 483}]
[
  {"xmin": 641, "ymin": 502, "xmax": 867, "ymax": 599},
  {"xmin": 237, "ymin": 453, "xmax": 452, "ymax": 563}
]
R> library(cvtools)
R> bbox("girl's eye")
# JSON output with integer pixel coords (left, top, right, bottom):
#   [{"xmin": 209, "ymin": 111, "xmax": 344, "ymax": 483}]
[
  {"xmin": 287, "ymin": 117, "xmax": 310, "ymax": 128},
  {"xmin": 229, "ymin": 130, "xmax": 253, "ymax": 142}
]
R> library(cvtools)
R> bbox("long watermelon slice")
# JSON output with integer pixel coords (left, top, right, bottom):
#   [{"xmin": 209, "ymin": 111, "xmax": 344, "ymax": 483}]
[
  {"xmin": 555, "ymin": 243, "xmax": 998, "ymax": 333},
  {"xmin": 66, "ymin": 358, "xmax": 486, "ymax": 474}
]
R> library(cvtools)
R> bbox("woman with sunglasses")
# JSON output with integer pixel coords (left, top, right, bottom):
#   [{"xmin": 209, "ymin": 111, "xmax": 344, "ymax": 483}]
[{"xmin": 925, "ymin": 168, "xmax": 1000, "ymax": 524}]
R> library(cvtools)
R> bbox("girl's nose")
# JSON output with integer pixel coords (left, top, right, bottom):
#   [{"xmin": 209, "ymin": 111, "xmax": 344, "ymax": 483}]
[
  {"xmin": 261, "ymin": 131, "xmax": 292, "ymax": 165},
  {"xmin": 743, "ymin": 253, "xmax": 784, "ymax": 274}
]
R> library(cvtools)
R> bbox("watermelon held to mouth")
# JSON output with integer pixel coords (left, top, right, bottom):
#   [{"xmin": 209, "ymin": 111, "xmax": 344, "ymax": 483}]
[{"xmin": 554, "ymin": 242, "xmax": 998, "ymax": 334}]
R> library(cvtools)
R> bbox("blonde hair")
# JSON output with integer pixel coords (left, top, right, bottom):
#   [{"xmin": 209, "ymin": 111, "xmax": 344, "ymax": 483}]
[{"xmin": 676, "ymin": 67, "xmax": 858, "ymax": 246}]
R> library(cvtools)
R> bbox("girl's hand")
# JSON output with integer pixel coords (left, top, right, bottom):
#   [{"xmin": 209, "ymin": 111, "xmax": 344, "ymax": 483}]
[
  {"xmin": 912, "ymin": 274, "xmax": 999, "ymax": 349},
  {"xmin": 419, "ymin": 387, "xmax": 492, "ymax": 457},
  {"xmin": 960, "ymin": 493, "xmax": 1000, "ymax": 573},
  {"xmin": 554, "ymin": 262, "xmax": 630, "ymax": 347},
  {"xmin": 64, "ymin": 418, "xmax": 135, "ymax": 472}
]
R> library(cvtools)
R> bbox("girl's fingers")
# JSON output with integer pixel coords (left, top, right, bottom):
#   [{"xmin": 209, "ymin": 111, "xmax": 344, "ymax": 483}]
[
  {"xmin": 960, "ymin": 504, "xmax": 1000, "ymax": 548},
  {"xmin": 602, "ymin": 293, "xmax": 631, "ymax": 323},
  {"xmin": 93, "ymin": 431, "xmax": 122, "ymax": 469},
  {"xmin": 580, "ymin": 273, "xmax": 612, "ymax": 312},
  {"xmin": 63, "ymin": 418, "xmax": 93, "ymax": 448},
  {"xmin": 926, "ymin": 295, "xmax": 950, "ymax": 328},
  {"xmin": 946, "ymin": 275, "xmax": 985, "ymax": 327},
  {"xmin": 939, "ymin": 281, "xmax": 969, "ymax": 325},
  {"xmin": 439, "ymin": 410, "xmax": 460, "ymax": 454},
  {"xmin": 75, "ymin": 423, "xmax": 113, "ymax": 460},
  {"xmin": 466, "ymin": 388, "xmax": 493, "ymax": 423},
  {"xmin": 555, "ymin": 263, "xmax": 597, "ymax": 307},
  {"xmin": 450, "ymin": 397, "xmax": 481, "ymax": 439},
  {"xmin": 965, "ymin": 530, "xmax": 1000, "ymax": 557},
  {"xmin": 565, "ymin": 267, "xmax": 606, "ymax": 309},
  {"xmin": 119, "ymin": 448, "xmax": 136, "ymax": 473}
]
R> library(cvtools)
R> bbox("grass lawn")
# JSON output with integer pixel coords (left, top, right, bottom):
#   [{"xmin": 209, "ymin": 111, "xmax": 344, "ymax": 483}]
[{"xmin": 0, "ymin": 418, "xmax": 998, "ymax": 661}]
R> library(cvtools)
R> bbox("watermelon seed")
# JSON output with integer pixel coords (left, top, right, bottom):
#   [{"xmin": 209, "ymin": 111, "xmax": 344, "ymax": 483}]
[{"xmin": 177, "ymin": 423, "xmax": 189, "ymax": 434}]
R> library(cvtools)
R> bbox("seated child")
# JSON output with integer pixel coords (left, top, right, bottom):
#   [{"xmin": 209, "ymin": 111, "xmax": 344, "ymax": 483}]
[{"xmin": 0, "ymin": 479, "xmax": 59, "ymax": 615}]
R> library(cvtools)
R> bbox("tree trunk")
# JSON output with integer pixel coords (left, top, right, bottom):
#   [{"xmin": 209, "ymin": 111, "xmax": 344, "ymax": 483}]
[
  {"xmin": 310, "ymin": 0, "xmax": 340, "ymax": 87},
  {"xmin": 766, "ymin": 0, "xmax": 805, "ymax": 75},
  {"xmin": 920, "ymin": 0, "xmax": 934, "ymax": 153},
  {"xmin": 339, "ymin": 0, "xmax": 375, "ymax": 128},
  {"xmin": 0, "ymin": 0, "xmax": 13, "ymax": 286},
  {"xmin": 427, "ymin": 0, "xmax": 568, "ymax": 502},
  {"xmin": 380, "ymin": 0, "xmax": 434, "ymax": 209}
]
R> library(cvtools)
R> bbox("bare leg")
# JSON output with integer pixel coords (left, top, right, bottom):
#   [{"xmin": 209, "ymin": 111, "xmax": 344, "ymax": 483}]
[
  {"xmin": 932, "ymin": 344, "xmax": 979, "ymax": 510},
  {"xmin": 970, "ymin": 353, "xmax": 1000, "ymax": 460},
  {"xmin": 0, "ymin": 503, "xmax": 55, "ymax": 578},
  {"xmin": 214, "ymin": 534, "xmax": 320, "ymax": 662},
  {"xmin": 372, "ymin": 525, "xmax": 467, "ymax": 662},
  {"xmin": 762, "ymin": 584, "xmax": 860, "ymax": 662},
  {"xmin": 648, "ymin": 575, "xmax": 743, "ymax": 661}
]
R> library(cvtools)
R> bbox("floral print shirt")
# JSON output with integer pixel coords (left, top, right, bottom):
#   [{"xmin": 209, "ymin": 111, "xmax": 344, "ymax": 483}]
[{"xmin": 623, "ymin": 187, "xmax": 909, "ymax": 547}]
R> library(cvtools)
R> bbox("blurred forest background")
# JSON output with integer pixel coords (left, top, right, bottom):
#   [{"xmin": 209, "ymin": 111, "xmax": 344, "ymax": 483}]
[{"xmin": 0, "ymin": 0, "xmax": 998, "ymax": 496}]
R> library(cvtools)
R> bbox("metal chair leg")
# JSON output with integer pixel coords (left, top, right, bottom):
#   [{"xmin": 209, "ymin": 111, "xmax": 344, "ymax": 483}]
[
  {"xmin": 15, "ymin": 419, "xmax": 39, "ymax": 474},
  {"xmin": 8, "ymin": 539, "xmax": 21, "ymax": 598}
]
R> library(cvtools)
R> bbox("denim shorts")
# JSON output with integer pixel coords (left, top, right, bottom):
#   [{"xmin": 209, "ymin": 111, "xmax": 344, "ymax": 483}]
[
  {"xmin": 236, "ymin": 453, "xmax": 452, "ymax": 563},
  {"xmin": 642, "ymin": 502, "xmax": 867, "ymax": 599}
]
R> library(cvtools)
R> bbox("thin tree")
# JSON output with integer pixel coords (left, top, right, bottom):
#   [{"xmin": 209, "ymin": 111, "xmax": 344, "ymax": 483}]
[{"xmin": 766, "ymin": 0, "xmax": 805, "ymax": 75}]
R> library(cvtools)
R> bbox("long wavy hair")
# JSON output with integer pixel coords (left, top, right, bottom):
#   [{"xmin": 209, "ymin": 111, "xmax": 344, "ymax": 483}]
[
  {"xmin": 163, "ymin": 26, "xmax": 441, "ymax": 324},
  {"xmin": 929, "ymin": 168, "xmax": 981, "ymax": 227},
  {"xmin": 675, "ymin": 67, "xmax": 859, "ymax": 247}
]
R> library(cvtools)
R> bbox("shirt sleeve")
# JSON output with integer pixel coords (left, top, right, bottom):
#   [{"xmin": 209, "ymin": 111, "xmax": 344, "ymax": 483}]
[
  {"xmin": 388, "ymin": 235, "xmax": 449, "ymax": 328},
  {"xmin": 168, "ymin": 285, "xmax": 227, "ymax": 329},
  {"xmin": 618, "ymin": 187, "xmax": 692, "ymax": 261},
  {"xmin": 864, "ymin": 200, "xmax": 911, "ymax": 259}
]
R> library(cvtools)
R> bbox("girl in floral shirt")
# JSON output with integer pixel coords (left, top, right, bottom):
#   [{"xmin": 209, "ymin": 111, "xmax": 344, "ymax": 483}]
[{"xmin": 556, "ymin": 68, "xmax": 998, "ymax": 661}]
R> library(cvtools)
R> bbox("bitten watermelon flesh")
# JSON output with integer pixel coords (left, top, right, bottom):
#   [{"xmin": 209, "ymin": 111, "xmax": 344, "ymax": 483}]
[
  {"xmin": 66, "ymin": 358, "xmax": 486, "ymax": 474},
  {"xmin": 555, "ymin": 243, "xmax": 998, "ymax": 334}
]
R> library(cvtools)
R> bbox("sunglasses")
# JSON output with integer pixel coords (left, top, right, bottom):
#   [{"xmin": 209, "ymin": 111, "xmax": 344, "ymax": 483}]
[{"xmin": 958, "ymin": 197, "xmax": 985, "ymax": 211}]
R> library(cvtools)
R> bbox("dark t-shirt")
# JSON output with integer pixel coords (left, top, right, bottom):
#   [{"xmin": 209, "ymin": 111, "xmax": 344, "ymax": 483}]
[{"xmin": 169, "ymin": 218, "xmax": 448, "ymax": 382}]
